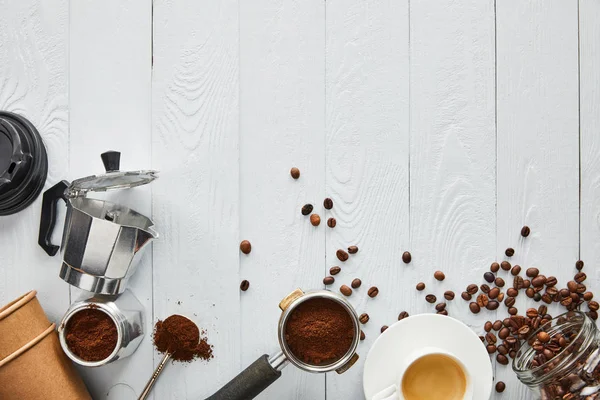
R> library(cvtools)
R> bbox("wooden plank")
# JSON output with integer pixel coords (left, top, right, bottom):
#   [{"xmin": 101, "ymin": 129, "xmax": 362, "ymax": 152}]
[
  {"xmin": 496, "ymin": 1, "xmax": 579, "ymax": 398},
  {"xmin": 0, "ymin": 0, "xmax": 69, "ymax": 321},
  {"xmin": 151, "ymin": 0, "xmax": 240, "ymax": 398},
  {"xmin": 324, "ymin": 0, "xmax": 409, "ymax": 398},
  {"xmin": 69, "ymin": 0, "xmax": 153, "ymax": 398},
  {"xmin": 238, "ymin": 1, "xmax": 326, "ymax": 398}
]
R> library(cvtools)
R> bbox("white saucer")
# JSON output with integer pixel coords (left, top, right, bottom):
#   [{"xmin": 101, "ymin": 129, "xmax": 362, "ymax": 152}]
[{"xmin": 363, "ymin": 314, "xmax": 493, "ymax": 399}]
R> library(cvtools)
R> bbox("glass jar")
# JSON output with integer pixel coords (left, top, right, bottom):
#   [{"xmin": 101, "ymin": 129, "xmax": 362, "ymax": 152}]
[{"xmin": 513, "ymin": 311, "xmax": 600, "ymax": 399}]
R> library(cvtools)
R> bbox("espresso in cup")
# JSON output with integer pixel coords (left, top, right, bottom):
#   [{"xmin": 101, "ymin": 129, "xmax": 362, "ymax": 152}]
[{"xmin": 401, "ymin": 353, "xmax": 467, "ymax": 400}]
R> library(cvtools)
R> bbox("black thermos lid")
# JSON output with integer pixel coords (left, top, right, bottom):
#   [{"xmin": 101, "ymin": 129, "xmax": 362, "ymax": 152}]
[{"xmin": 0, "ymin": 111, "xmax": 48, "ymax": 216}]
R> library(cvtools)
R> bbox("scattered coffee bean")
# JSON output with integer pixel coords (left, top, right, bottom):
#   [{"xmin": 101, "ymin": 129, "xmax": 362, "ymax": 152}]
[
  {"xmin": 485, "ymin": 332, "xmax": 497, "ymax": 344},
  {"xmin": 545, "ymin": 276, "xmax": 557, "ymax": 287},
  {"xmin": 504, "ymin": 297, "xmax": 516, "ymax": 307},
  {"xmin": 491, "ymin": 262, "xmax": 500, "ymax": 273},
  {"xmin": 398, "ymin": 311, "xmax": 409, "ymax": 320},
  {"xmin": 537, "ymin": 331, "xmax": 550, "ymax": 343},
  {"xmin": 497, "ymin": 344, "xmax": 508, "ymax": 355},
  {"xmin": 493, "ymin": 320, "xmax": 503, "ymax": 331},
  {"xmin": 508, "ymin": 307, "xmax": 518, "ymax": 315},
  {"xmin": 495, "ymin": 277, "xmax": 505, "ymax": 288},
  {"xmin": 348, "ymin": 245, "xmax": 359, "ymax": 254},
  {"xmin": 523, "ymin": 279, "xmax": 531, "ymax": 288},
  {"xmin": 511, "ymin": 265, "xmax": 521, "ymax": 276},
  {"xmin": 323, "ymin": 276, "xmax": 334, "ymax": 285},
  {"xmin": 533, "ymin": 292, "xmax": 542, "ymax": 302},
  {"xmin": 479, "ymin": 336, "xmax": 485, "ymax": 343},
  {"xmin": 434, "ymin": 271, "xmax": 445, "ymax": 281},
  {"xmin": 359, "ymin": 313, "xmax": 370, "ymax": 324},
  {"xmin": 425, "ymin": 294, "xmax": 437, "ymax": 303},
  {"xmin": 402, "ymin": 251, "xmax": 412, "ymax": 264},
  {"xmin": 380, "ymin": 325, "xmax": 388, "ymax": 333},
  {"xmin": 521, "ymin": 226, "xmax": 530, "ymax": 237},
  {"xmin": 437, "ymin": 309, "xmax": 448, "ymax": 316},
  {"xmin": 444, "ymin": 291, "xmax": 455, "ymax": 300},
  {"xmin": 576, "ymin": 260, "xmax": 584, "ymax": 271},
  {"xmin": 486, "ymin": 344, "xmax": 496, "ymax": 354},
  {"xmin": 506, "ymin": 288, "xmax": 518, "ymax": 297},
  {"xmin": 239, "ymin": 240, "xmax": 252, "ymax": 254},
  {"xmin": 480, "ymin": 284, "xmax": 491, "ymax": 294},
  {"xmin": 497, "ymin": 354, "xmax": 509, "ymax": 365},
  {"xmin": 584, "ymin": 292, "xmax": 594, "ymax": 301},
  {"xmin": 487, "ymin": 301, "xmax": 499, "ymax": 310},
  {"xmin": 567, "ymin": 280, "xmax": 578, "ymax": 292},
  {"xmin": 368, "ymin": 287, "xmax": 379, "ymax": 298},
  {"xmin": 469, "ymin": 302, "xmax": 481, "ymax": 314},
  {"xmin": 484, "ymin": 272, "xmax": 495, "ymax": 283},
  {"xmin": 310, "ymin": 214, "xmax": 321, "ymax": 226},
  {"xmin": 532, "ymin": 276, "xmax": 546, "ymax": 287},
  {"xmin": 435, "ymin": 303, "xmax": 446, "ymax": 312},
  {"xmin": 416, "ymin": 282, "xmax": 426, "ymax": 291},
  {"xmin": 575, "ymin": 272, "xmax": 587, "ymax": 283},
  {"xmin": 497, "ymin": 292, "xmax": 505, "ymax": 302},
  {"xmin": 505, "ymin": 248, "xmax": 515, "ymax": 257},
  {"xmin": 323, "ymin": 198, "xmax": 333, "ymax": 210},
  {"xmin": 526, "ymin": 267, "xmax": 539, "ymax": 278},
  {"xmin": 589, "ymin": 301, "xmax": 599, "ymax": 311},
  {"xmin": 301, "ymin": 204, "xmax": 313, "ymax": 215},
  {"xmin": 240, "ymin": 280, "xmax": 250, "ymax": 291},
  {"xmin": 351, "ymin": 278, "xmax": 362, "ymax": 289},
  {"xmin": 513, "ymin": 276, "xmax": 524, "ymax": 290},
  {"xmin": 336, "ymin": 249, "xmax": 349, "ymax": 262},
  {"xmin": 290, "ymin": 167, "xmax": 300, "ymax": 179},
  {"xmin": 589, "ymin": 311, "xmax": 599, "ymax": 320},
  {"xmin": 461, "ymin": 292, "xmax": 472, "ymax": 301},
  {"xmin": 501, "ymin": 261, "xmax": 511, "ymax": 271},
  {"xmin": 360, "ymin": 330, "xmax": 365, "ymax": 340},
  {"xmin": 499, "ymin": 327, "xmax": 510, "ymax": 340},
  {"xmin": 467, "ymin": 284, "xmax": 479, "ymax": 295},
  {"xmin": 327, "ymin": 218, "xmax": 337, "ymax": 228},
  {"xmin": 477, "ymin": 294, "xmax": 489, "ymax": 308},
  {"xmin": 484, "ymin": 321, "xmax": 493, "ymax": 332},
  {"xmin": 496, "ymin": 381, "xmax": 506, "ymax": 393},
  {"xmin": 489, "ymin": 288, "xmax": 500, "ymax": 299},
  {"xmin": 330, "ymin": 266, "xmax": 341, "ymax": 275},
  {"xmin": 340, "ymin": 285, "xmax": 352, "ymax": 296}
]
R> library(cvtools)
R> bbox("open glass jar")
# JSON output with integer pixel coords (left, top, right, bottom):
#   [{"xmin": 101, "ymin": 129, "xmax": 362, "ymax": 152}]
[{"xmin": 513, "ymin": 311, "xmax": 600, "ymax": 399}]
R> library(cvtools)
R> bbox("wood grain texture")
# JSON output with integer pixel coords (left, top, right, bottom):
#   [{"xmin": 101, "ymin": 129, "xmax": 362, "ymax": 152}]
[
  {"xmin": 410, "ymin": 0, "xmax": 496, "ymax": 396},
  {"xmin": 496, "ymin": 1, "xmax": 579, "ymax": 398},
  {"xmin": 0, "ymin": 0, "xmax": 69, "ymax": 321},
  {"xmin": 325, "ymin": 0, "xmax": 409, "ymax": 398},
  {"xmin": 238, "ymin": 1, "xmax": 326, "ymax": 398},
  {"xmin": 152, "ymin": 0, "xmax": 240, "ymax": 398},
  {"xmin": 69, "ymin": 0, "xmax": 153, "ymax": 398}
]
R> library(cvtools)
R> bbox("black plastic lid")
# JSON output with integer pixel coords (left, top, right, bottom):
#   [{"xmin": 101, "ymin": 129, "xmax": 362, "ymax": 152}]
[{"xmin": 0, "ymin": 111, "xmax": 48, "ymax": 216}]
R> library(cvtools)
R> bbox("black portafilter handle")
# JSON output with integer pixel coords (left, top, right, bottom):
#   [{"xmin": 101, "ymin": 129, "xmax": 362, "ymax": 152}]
[
  {"xmin": 101, "ymin": 151, "xmax": 121, "ymax": 172},
  {"xmin": 205, "ymin": 355, "xmax": 282, "ymax": 400}
]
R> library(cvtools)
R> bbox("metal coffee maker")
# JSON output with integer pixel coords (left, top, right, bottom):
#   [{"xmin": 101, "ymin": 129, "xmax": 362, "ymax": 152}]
[{"xmin": 38, "ymin": 151, "xmax": 158, "ymax": 295}]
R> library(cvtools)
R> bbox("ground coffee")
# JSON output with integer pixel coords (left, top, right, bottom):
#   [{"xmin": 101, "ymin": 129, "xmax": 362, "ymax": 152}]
[
  {"xmin": 285, "ymin": 298, "xmax": 354, "ymax": 365},
  {"xmin": 65, "ymin": 308, "xmax": 118, "ymax": 362},
  {"xmin": 153, "ymin": 315, "xmax": 213, "ymax": 362}
]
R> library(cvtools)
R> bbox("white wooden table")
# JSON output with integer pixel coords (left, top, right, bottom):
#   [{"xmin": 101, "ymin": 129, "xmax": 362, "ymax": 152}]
[{"xmin": 1, "ymin": 1, "xmax": 599, "ymax": 399}]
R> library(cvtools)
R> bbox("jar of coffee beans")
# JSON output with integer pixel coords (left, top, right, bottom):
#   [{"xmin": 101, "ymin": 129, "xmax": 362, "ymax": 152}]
[{"xmin": 513, "ymin": 311, "xmax": 600, "ymax": 399}]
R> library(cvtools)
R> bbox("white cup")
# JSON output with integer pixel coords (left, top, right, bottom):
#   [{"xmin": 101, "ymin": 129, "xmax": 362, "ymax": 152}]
[{"xmin": 396, "ymin": 346, "xmax": 473, "ymax": 400}]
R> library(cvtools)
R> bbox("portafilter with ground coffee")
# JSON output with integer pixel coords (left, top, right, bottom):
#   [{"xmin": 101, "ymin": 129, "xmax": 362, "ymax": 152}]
[{"xmin": 206, "ymin": 289, "xmax": 361, "ymax": 400}]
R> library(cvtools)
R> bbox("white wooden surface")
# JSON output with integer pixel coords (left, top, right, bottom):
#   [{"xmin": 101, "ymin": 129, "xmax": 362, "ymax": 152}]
[{"xmin": 0, "ymin": 1, "xmax": 598, "ymax": 399}]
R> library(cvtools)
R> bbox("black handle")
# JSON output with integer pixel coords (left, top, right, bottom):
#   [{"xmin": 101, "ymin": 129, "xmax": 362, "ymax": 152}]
[
  {"xmin": 101, "ymin": 151, "xmax": 120, "ymax": 172},
  {"xmin": 38, "ymin": 180, "xmax": 69, "ymax": 256},
  {"xmin": 205, "ymin": 355, "xmax": 282, "ymax": 400}
]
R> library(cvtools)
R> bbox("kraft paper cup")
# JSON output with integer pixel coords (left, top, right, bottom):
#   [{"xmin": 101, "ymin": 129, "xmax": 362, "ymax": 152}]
[{"xmin": 0, "ymin": 290, "xmax": 91, "ymax": 399}]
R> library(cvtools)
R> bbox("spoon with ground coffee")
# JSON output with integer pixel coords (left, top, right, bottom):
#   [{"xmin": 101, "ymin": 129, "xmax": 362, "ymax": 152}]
[{"xmin": 138, "ymin": 315, "xmax": 213, "ymax": 400}]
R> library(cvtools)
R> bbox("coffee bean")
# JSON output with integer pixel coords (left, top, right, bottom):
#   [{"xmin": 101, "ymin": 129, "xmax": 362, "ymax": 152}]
[
  {"xmin": 495, "ymin": 277, "xmax": 505, "ymax": 288},
  {"xmin": 501, "ymin": 261, "xmax": 511, "ymax": 271},
  {"xmin": 589, "ymin": 311, "xmax": 599, "ymax": 320},
  {"xmin": 487, "ymin": 301, "xmax": 499, "ymax": 310},
  {"xmin": 497, "ymin": 354, "xmax": 509, "ymax": 365},
  {"xmin": 310, "ymin": 214, "xmax": 321, "ymax": 226},
  {"xmin": 560, "ymin": 297, "xmax": 573, "ymax": 307},
  {"xmin": 461, "ymin": 292, "xmax": 472, "ymax": 301},
  {"xmin": 485, "ymin": 332, "xmax": 497, "ymax": 344},
  {"xmin": 497, "ymin": 292, "xmax": 505, "ymax": 302},
  {"xmin": 541, "ymin": 294, "xmax": 552, "ymax": 304},
  {"xmin": 567, "ymin": 281, "xmax": 578, "ymax": 292},
  {"xmin": 444, "ymin": 291, "xmax": 455, "ymax": 300},
  {"xmin": 356, "ymin": 314, "xmax": 369, "ymax": 326},
  {"xmin": 511, "ymin": 265, "xmax": 521, "ymax": 276},
  {"xmin": 526, "ymin": 268, "xmax": 539, "ymax": 278},
  {"xmin": 330, "ymin": 266, "xmax": 341, "ymax": 275},
  {"xmin": 537, "ymin": 331, "xmax": 550, "ymax": 343},
  {"xmin": 589, "ymin": 301, "xmax": 599, "ymax": 311},
  {"xmin": 360, "ymin": 330, "xmax": 365, "ymax": 340},
  {"xmin": 493, "ymin": 320, "xmax": 503, "ymax": 331},
  {"xmin": 398, "ymin": 311, "xmax": 409, "ymax": 320},
  {"xmin": 521, "ymin": 225, "xmax": 530, "ymax": 237},
  {"xmin": 497, "ymin": 344, "xmax": 508, "ymax": 355},
  {"xmin": 506, "ymin": 288, "xmax": 518, "ymax": 297},
  {"xmin": 290, "ymin": 167, "xmax": 300, "ymax": 179},
  {"xmin": 327, "ymin": 218, "xmax": 337, "ymax": 228},
  {"xmin": 467, "ymin": 284, "xmax": 479, "ymax": 295},
  {"xmin": 533, "ymin": 293, "xmax": 541, "ymax": 302},
  {"xmin": 380, "ymin": 325, "xmax": 388, "ymax": 333},
  {"xmin": 351, "ymin": 278, "xmax": 362, "ymax": 289},
  {"xmin": 368, "ymin": 287, "xmax": 379, "ymax": 298},
  {"xmin": 477, "ymin": 294, "xmax": 489, "ymax": 308},
  {"xmin": 402, "ymin": 251, "xmax": 412, "ymax": 264},
  {"xmin": 502, "ymin": 318, "xmax": 511, "ymax": 327},
  {"xmin": 484, "ymin": 321, "xmax": 493, "ymax": 332},
  {"xmin": 435, "ymin": 303, "xmax": 446, "ymax": 312},
  {"xmin": 239, "ymin": 240, "xmax": 252, "ymax": 254},
  {"xmin": 301, "ymin": 204, "xmax": 313, "ymax": 215},
  {"xmin": 416, "ymin": 282, "xmax": 426, "ymax": 291},
  {"xmin": 504, "ymin": 297, "xmax": 515, "ymax": 307},
  {"xmin": 240, "ymin": 280, "xmax": 250, "ymax": 291},
  {"xmin": 576, "ymin": 259, "xmax": 584, "ymax": 270},
  {"xmin": 545, "ymin": 276, "xmax": 557, "ymax": 287},
  {"xmin": 323, "ymin": 276, "xmax": 334, "ymax": 285},
  {"xmin": 336, "ymin": 249, "xmax": 349, "ymax": 262},
  {"xmin": 434, "ymin": 271, "xmax": 445, "ymax": 281},
  {"xmin": 575, "ymin": 272, "xmax": 587, "ymax": 283},
  {"xmin": 348, "ymin": 245, "xmax": 359, "ymax": 254},
  {"xmin": 526, "ymin": 308, "xmax": 538, "ymax": 318},
  {"xmin": 505, "ymin": 248, "xmax": 515, "ymax": 257},
  {"xmin": 491, "ymin": 262, "xmax": 500, "ymax": 273},
  {"xmin": 481, "ymin": 272, "xmax": 494, "ymax": 283},
  {"xmin": 517, "ymin": 325, "xmax": 530, "ymax": 336},
  {"xmin": 513, "ymin": 276, "xmax": 524, "ymax": 290},
  {"xmin": 495, "ymin": 381, "xmax": 506, "ymax": 393},
  {"xmin": 469, "ymin": 302, "xmax": 481, "ymax": 314},
  {"xmin": 489, "ymin": 287, "xmax": 500, "ymax": 299},
  {"xmin": 323, "ymin": 198, "xmax": 333, "ymax": 209},
  {"xmin": 437, "ymin": 309, "xmax": 448, "ymax": 316},
  {"xmin": 584, "ymin": 292, "xmax": 594, "ymax": 301},
  {"xmin": 571, "ymin": 292, "xmax": 580, "ymax": 302},
  {"xmin": 486, "ymin": 344, "xmax": 496, "ymax": 354},
  {"xmin": 505, "ymin": 336, "xmax": 517, "ymax": 345},
  {"xmin": 480, "ymin": 284, "xmax": 491, "ymax": 294},
  {"xmin": 499, "ymin": 327, "xmax": 510, "ymax": 340},
  {"xmin": 532, "ymin": 276, "xmax": 546, "ymax": 287},
  {"xmin": 340, "ymin": 285, "xmax": 352, "ymax": 296},
  {"xmin": 546, "ymin": 287, "xmax": 558, "ymax": 296},
  {"xmin": 425, "ymin": 294, "xmax": 437, "ymax": 303},
  {"xmin": 523, "ymin": 279, "xmax": 531, "ymax": 288}
]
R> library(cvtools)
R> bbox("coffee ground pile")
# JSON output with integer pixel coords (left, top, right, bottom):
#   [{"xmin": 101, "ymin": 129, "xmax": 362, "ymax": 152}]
[
  {"xmin": 285, "ymin": 298, "xmax": 354, "ymax": 365},
  {"xmin": 65, "ymin": 308, "xmax": 118, "ymax": 362},
  {"xmin": 153, "ymin": 314, "xmax": 213, "ymax": 362}
]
